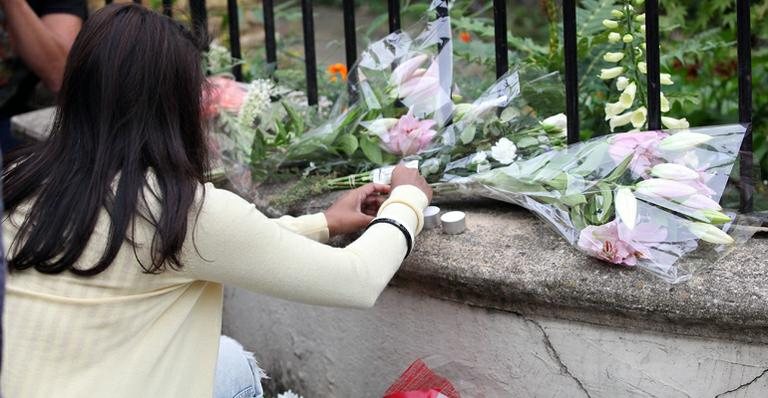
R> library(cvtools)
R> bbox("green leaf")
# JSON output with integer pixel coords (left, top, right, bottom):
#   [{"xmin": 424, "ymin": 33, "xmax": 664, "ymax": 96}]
[
  {"xmin": 359, "ymin": 135, "xmax": 384, "ymax": 164},
  {"xmin": 336, "ymin": 134, "xmax": 359, "ymax": 156},
  {"xmin": 516, "ymin": 136, "xmax": 539, "ymax": 148},
  {"xmin": 460, "ymin": 125, "xmax": 477, "ymax": 145},
  {"xmin": 604, "ymin": 153, "xmax": 633, "ymax": 182},
  {"xmin": 282, "ymin": 101, "xmax": 304, "ymax": 135}
]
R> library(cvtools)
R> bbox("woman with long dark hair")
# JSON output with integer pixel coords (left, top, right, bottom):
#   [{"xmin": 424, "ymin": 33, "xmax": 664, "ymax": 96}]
[{"xmin": 0, "ymin": 4, "xmax": 432, "ymax": 397}]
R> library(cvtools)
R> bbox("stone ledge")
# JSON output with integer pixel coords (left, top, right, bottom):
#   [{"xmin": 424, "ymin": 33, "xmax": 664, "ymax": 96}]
[{"xmin": 14, "ymin": 107, "xmax": 768, "ymax": 343}]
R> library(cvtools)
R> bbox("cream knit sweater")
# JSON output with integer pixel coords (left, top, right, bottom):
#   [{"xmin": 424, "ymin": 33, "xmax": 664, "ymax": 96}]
[{"xmin": 1, "ymin": 182, "xmax": 428, "ymax": 398}]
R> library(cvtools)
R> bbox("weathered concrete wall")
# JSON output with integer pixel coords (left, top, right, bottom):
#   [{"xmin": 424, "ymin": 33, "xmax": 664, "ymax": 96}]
[{"xmin": 224, "ymin": 287, "xmax": 768, "ymax": 397}]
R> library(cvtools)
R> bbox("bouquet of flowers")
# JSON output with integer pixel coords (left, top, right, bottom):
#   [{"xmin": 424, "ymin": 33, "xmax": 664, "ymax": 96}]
[{"xmin": 435, "ymin": 124, "xmax": 757, "ymax": 283}]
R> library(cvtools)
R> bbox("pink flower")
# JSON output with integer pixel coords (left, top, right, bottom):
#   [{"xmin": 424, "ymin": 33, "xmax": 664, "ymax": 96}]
[
  {"xmin": 390, "ymin": 54, "xmax": 443, "ymax": 117},
  {"xmin": 376, "ymin": 112, "xmax": 437, "ymax": 156},
  {"xmin": 608, "ymin": 131, "xmax": 669, "ymax": 177},
  {"xmin": 203, "ymin": 76, "xmax": 249, "ymax": 118},
  {"xmin": 577, "ymin": 220, "xmax": 667, "ymax": 266}
]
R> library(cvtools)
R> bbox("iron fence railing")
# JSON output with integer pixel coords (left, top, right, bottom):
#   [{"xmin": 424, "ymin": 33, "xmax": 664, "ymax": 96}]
[{"xmin": 122, "ymin": 0, "xmax": 756, "ymax": 211}]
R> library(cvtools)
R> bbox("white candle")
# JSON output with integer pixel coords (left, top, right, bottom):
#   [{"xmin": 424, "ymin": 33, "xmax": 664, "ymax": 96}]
[{"xmin": 440, "ymin": 211, "xmax": 466, "ymax": 234}]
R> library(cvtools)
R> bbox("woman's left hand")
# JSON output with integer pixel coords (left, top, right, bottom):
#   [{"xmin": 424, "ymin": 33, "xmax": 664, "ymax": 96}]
[{"xmin": 324, "ymin": 183, "xmax": 391, "ymax": 237}]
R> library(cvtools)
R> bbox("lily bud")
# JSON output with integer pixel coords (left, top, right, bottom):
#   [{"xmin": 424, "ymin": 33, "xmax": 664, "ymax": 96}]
[
  {"xmin": 603, "ymin": 52, "xmax": 625, "ymax": 62},
  {"xmin": 700, "ymin": 209, "xmax": 732, "ymax": 224},
  {"xmin": 636, "ymin": 178, "xmax": 697, "ymax": 198},
  {"xmin": 599, "ymin": 66, "xmax": 624, "ymax": 80},
  {"xmin": 682, "ymin": 194, "xmax": 723, "ymax": 211},
  {"xmin": 661, "ymin": 116, "xmax": 691, "ymax": 130},
  {"xmin": 651, "ymin": 163, "xmax": 700, "ymax": 180},
  {"xmin": 616, "ymin": 187, "xmax": 637, "ymax": 229},
  {"xmin": 603, "ymin": 19, "xmax": 620, "ymax": 29},
  {"xmin": 608, "ymin": 32, "xmax": 622, "ymax": 43},
  {"xmin": 659, "ymin": 131, "xmax": 712, "ymax": 151},
  {"xmin": 688, "ymin": 222, "xmax": 734, "ymax": 245}
]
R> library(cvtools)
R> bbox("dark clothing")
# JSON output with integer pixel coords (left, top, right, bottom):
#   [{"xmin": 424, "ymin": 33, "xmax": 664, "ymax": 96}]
[{"xmin": 0, "ymin": 0, "xmax": 86, "ymax": 118}]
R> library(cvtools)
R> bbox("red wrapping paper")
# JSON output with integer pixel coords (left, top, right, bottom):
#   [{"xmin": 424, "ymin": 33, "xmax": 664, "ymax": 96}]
[{"xmin": 383, "ymin": 359, "xmax": 460, "ymax": 398}]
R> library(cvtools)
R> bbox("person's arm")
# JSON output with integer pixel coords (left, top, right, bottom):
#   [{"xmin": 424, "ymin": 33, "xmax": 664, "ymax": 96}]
[
  {"xmin": 0, "ymin": 0, "xmax": 83, "ymax": 92},
  {"xmin": 180, "ymin": 183, "xmax": 428, "ymax": 309}
]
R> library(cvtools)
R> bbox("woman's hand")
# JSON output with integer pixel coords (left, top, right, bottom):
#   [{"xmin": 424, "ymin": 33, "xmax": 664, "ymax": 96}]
[
  {"xmin": 324, "ymin": 183, "xmax": 391, "ymax": 237},
  {"xmin": 390, "ymin": 163, "xmax": 433, "ymax": 202}
]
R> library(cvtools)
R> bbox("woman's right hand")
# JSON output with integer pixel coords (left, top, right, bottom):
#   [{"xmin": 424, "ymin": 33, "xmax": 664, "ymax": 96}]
[{"xmin": 390, "ymin": 163, "xmax": 433, "ymax": 202}]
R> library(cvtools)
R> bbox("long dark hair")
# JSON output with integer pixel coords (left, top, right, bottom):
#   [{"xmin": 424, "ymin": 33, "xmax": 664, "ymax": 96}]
[{"xmin": 2, "ymin": 4, "xmax": 209, "ymax": 275}]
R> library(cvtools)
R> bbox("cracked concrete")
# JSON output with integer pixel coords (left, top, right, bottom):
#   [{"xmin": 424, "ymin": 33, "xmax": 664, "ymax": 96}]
[
  {"xmin": 224, "ymin": 286, "xmax": 768, "ymax": 397},
  {"xmin": 716, "ymin": 368, "xmax": 768, "ymax": 397}
]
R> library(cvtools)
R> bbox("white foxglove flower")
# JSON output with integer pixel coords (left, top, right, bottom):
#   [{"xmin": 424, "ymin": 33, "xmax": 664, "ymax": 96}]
[
  {"xmin": 491, "ymin": 137, "xmax": 518, "ymax": 164},
  {"xmin": 616, "ymin": 187, "xmax": 637, "ymax": 229},
  {"xmin": 611, "ymin": 9, "xmax": 624, "ymax": 18},
  {"xmin": 616, "ymin": 76, "xmax": 630, "ymax": 91},
  {"xmin": 631, "ymin": 106, "xmax": 647, "ymax": 128},
  {"xmin": 619, "ymin": 82, "xmax": 637, "ymax": 108},
  {"xmin": 599, "ymin": 67, "xmax": 624, "ymax": 80},
  {"xmin": 603, "ymin": 52, "xmax": 625, "ymax": 62},
  {"xmin": 237, "ymin": 79, "xmax": 274, "ymax": 128},
  {"xmin": 660, "ymin": 92, "xmax": 670, "ymax": 112},
  {"xmin": 637, "ymin": 62, "xmax": 647, "ymax": 74},
  {"xmin": 688, "ymin": 222, "xmax": 734, "ymax": 245},
  {"xmin": 603, "ymin": 19, "xmax": 619, "ymax": 29},
  {"xmin": 651, "ymin": 163, "xmax": 699, "ymax": 180},
  {"xmin": 639, "ymin": 24, "xmax": 646, "ymax": 33},
  {"xmin": 659, "ymin": 131, "xmax": 711, "ymax": 151},
  {"xmin": 635, "ymin": 13, "xmax": 646, "ymax": 22},
  {"xmin": 608, "ymin": 32, "xmax": 622, "ymax": 43},
  {"xmin": 605, "ymin": 101, "xmax": 627, "ymax": 119},
  {"xmin": 609, "ymin": 111, "xmax": 633, "ymax": 131},
  {"xmin": 661, "ymin": 116, "xmax": 690, "ymax": 130},
  {"xmin": 660, "ymin": 73, "xmax": 674, "ymax": 85},
  {"xmin": 623, "ymin": 34, "xmax": 634, "ymax": 43}
]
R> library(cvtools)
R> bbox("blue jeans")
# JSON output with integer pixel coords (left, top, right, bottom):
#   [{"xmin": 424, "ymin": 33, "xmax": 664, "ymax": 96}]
[{"xmin": 214, "ymin": 336, "xmax": 266, "ymax": 398}]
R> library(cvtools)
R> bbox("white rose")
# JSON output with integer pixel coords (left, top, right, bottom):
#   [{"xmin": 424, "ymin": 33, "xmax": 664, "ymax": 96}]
[{"xmin": 491, "ymin": 137, "xmax": 518, "ymax": 164}]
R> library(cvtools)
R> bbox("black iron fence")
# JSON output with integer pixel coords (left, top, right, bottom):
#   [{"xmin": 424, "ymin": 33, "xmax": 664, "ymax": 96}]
[{"xmin": 115, "ymin": 0, "xmax": 756, "ymax": 212}]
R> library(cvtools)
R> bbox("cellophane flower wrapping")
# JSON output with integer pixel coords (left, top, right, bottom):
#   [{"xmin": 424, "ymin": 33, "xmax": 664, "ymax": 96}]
[
  {"xmin": 436, "ymin": 124, "xmax": 756, "ymax": 283},
  {"xmin": 384, "ymin": 356, "xmax": 507, "ymax": 398}
]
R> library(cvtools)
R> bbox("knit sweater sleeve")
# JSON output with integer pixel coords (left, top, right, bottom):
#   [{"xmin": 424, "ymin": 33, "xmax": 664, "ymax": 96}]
[{"xmin": 179, "ymin": 184, "xmax": 428, "ymax": 308}]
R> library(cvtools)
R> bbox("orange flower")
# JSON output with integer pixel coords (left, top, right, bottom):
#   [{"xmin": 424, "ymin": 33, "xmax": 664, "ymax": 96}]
[
  {"xmin": 459, "ymin": 31, "xmax": 471, "ymax": 43},
  {"xmin": 327, "ymin": 63, "xmax": 348, "ymax": 82}
]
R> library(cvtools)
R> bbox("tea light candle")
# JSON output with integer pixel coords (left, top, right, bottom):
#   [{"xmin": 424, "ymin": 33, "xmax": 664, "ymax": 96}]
[
  {"xmin": 440, "ymin": 211, "xmax": 466, "ymax": 235},
  {"xmin": 423, "ymin": 206, "xmax": 441, "ymax": 229}
]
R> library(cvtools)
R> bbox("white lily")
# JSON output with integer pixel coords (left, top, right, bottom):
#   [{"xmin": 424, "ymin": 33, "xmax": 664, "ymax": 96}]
[
  {"xmin": 651, "ymin": 163, "xmax": 699, "ymax": 180},
  {"xmin": 599, "ymin": 67, "xmax": 624, "ymax": 80},
  {"xmin": 659, "ymin": 131, "xmax": 712, "ymax": 151},
  {"xmin": 619, "ymin": 82, "xmax": 637, "ymax": 108},
  {"xmin": 661, "ymin": 116, "xmax": 690, "ymax": 130},
  {"xmin": 616, "ymin": 187, "xmax": 638, "ymax": 229},
  {"xmin": 688, "ymin": 222, "xmax": 734, "ymax": 245}
]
